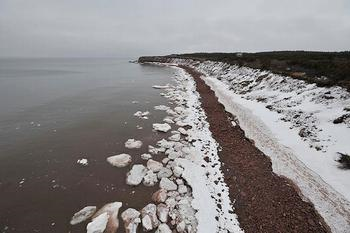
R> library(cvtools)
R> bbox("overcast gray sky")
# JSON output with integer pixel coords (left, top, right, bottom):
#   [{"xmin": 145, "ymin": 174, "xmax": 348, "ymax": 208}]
[{"xmin": 0, "ymin": 0, "xmax": 349, "ymax": 57}]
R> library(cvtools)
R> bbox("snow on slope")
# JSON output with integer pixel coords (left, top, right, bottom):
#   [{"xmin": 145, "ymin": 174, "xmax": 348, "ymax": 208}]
[{"xmin": 164, "ymin": 59, "xmax": 350, "ymax": 233}]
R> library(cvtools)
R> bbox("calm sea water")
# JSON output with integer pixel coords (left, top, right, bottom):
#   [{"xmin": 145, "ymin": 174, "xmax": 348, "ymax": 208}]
[{"xmin": 0, "ymin": 58, "xmax": 174, "ymax": 232}]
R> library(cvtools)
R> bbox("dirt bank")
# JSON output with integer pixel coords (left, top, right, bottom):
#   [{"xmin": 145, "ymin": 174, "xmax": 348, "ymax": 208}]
[{"xmin": 178, "ymin": 65, "xmax": 330, "ymax": 233}]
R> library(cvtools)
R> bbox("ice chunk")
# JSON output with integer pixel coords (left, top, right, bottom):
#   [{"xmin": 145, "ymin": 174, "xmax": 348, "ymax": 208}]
[
  {"xmin": 154, "ymin": 105, "xmax": 170, "ymax": 111},
  {"xmin": 121, "ymin": 208, "xmax": 141, "ymax": 233},
  {"xmin": 141, "ymin": 204, "xmax": 160, "ymax": 230},
  {"xmin": 126, "ymin": 164, "xmax": 147, "ymax": 186},
  {"xmin": 125, "ymin": 139, "xmax": 142, "ymax": 149},
  {"xmin": 142, "ymin": 215, "xmax": 153, "ymax": 231},
  {"xmin": 163, "ymin": 117, "xmax": 174, "ymax": 124},
  {"xmin": 156, "ymin": 203, "xmax": 169, "ymax": 223},
  {"xmin": 93, "ymin": 202, "xmax": 122, "ymax": 233},
  {"xmin": 168, "ymin": 133, "xmax": 180, "ymax": 142},
  {"xmin": 173, "ymin": 166, "xmax": 184, "ymax": 177},
  {"xmin": 178, "ymin": 127, "xmax": 188, "ymax": 135},
  {"xmin": 159, "ymin": 178, "xmax": 177, "ymax": 191},
  {"xmin": 152, "ymin": 189, "xmax": 167, "ymax": 203},
  {"xmin": 157, "ymin": 167, "xmax": 173, "ymax": 179},
  {"xmin": 107, "ymin": 154, "xmax": 131, "ymax": 167},
  {"xmin": 155, "ymin": 223, "xmax": 172, "ymax": 233},
  {"xmin": 70, "ymin": 206, "xmax": 96, "ymax": 225},
  {"xmin": 143, "ymin": 170, "xmax": 158, "ymax": 186},
  {"xmin": 152, "ymin": 85, "xmax": 169, "ymax": 89},
  {"xmin": 87, "ymin": 212, "xmax": 109, "ymax": 233},
  {"xmin": 77, "ymin": 158, "xmax": 88, "ymax": 166},
  {"xmin": 153, "ymin": 123, "xmax": 171, "ymax": 133},
  {"xmin": 134, "ymin": 111, "xmax": 150, "ymax": 117},
  {"xmin": 147, "ymin": 159, "xmax": 163, "ymax": 172},
  {"xmin": 141, "ymin": 153, "xmax": 152, "ymax": 160}
]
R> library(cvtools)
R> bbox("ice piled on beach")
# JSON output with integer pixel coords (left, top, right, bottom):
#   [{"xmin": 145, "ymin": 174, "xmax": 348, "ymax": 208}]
[
  {"xmin": 149, "ymin": 66, "xmax": 243, "ymax": 232},
  {"xmin": 125, "ymin": 139, "xmax": 143, "ymax": 149}
]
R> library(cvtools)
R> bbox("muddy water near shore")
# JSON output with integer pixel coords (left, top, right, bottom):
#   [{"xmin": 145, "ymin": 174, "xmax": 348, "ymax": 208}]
[{"xmin": 0, "ymin": 58, "xmax": 174, "ymax": 232}]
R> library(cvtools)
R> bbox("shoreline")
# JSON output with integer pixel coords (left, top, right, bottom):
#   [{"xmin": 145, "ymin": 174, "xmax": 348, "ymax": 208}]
[
  {"xmin": 177, "ymin": 64, "xmax": 330, "ymax": 233},
  {"xmin": 138, "ymin": 56, "xmax": 350, "ymax": 232}
]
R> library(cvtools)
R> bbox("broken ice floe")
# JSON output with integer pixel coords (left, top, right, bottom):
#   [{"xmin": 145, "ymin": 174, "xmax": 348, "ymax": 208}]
[
  {"xmin": 141, "ymin": 153, "xmax": 152, "ymax": 160},
  {"xmin": 153, "ymin": 123, "xmax": 171, "ymax": 133},
  {"xmin": 134, "ymin": 111, "xmax": 150, "ymax": 119},
  {"xmin": 163, "ymin": 117, "xmax": 174, "ymax": 124},
  {"xmin": 70, "ymin": 206, "xmax": 96, "ymax": 225},
  {"xmin": 125, "ymin": 139, "xmax": 143, "ymax": 149},
  {"xmin": 152, "ymin": 85, "xmax": 170, "ymax": 89},
  {"xmin": 90, "ymin": 202, "xmax": 122, "ymax": 233},
  {"xmin": 141, "ymin": 203, "xmax": 160, "ymax": 231},
  {"xmin": 87, "ymin": 212, "xmax": 109, "ymax": 233},
  {"xmin": 107, "ymin": 154, "xmax": 132, "ymax": 167},
  {"xmin": 126, "ymin": 164, "xmax": 147, "ymax": 186},
  {"xmin": 121, "ymin": 208, "xmax": 141, "ymax": 233},
  {"xmin": 77, "ymin": 158, "xmax": 88, "ymax": 166},
  {"xmin": 154, "ymin": 105, "xmax": 170, "ymax": 111},
  {"xmin": 147, "ymin": 159, "xmax": 163, "ymax": 172}
]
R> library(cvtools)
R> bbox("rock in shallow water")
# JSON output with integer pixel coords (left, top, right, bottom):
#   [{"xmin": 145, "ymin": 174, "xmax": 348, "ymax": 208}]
[
  {"xmin": 126, "ymin": 164, "xmax": 147, "ymax": 186},
  {"xmin": 70, "ymin": 206, "xmax": 97, "ymax": 225},
  {"xmin": 106, "ymin": 154, "xmax": 132, "ymax": 167}
]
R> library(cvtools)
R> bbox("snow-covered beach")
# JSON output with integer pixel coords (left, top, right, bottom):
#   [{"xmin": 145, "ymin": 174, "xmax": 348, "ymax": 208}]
[{"xmin": 137, "ymin": 57, "xmax": 350, "ymax": 233}]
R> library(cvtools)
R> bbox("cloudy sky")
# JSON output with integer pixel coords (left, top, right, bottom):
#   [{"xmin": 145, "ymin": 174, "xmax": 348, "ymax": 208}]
[{"xmin": 0, "ymin": 0, "xmax": 349, "ymax": 57}]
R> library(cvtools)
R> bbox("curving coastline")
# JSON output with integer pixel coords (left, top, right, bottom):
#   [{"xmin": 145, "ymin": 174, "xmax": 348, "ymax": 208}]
[{"xmin": 138, "ymin": 56, "xmax": 350, "ymax": 233}]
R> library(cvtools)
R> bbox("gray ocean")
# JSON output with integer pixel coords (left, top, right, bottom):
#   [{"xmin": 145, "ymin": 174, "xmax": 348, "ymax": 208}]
[{"xmin": 0, "ymin": 58, "xmax": 174, "ymax": 232}]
